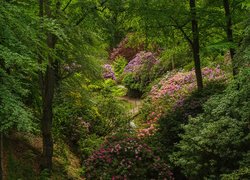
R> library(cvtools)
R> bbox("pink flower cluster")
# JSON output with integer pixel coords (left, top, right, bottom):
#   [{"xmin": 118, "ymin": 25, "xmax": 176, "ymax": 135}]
[
  {"xmin": 85, "ymin": 136, "xmax": 173, "ymax": 179},
  {"xmin": 137, "ymin": 66, "xmax": 225, "ymax": 138},
  {"xmin": 150, "ymin": 66, "xmax": 225, "ymax": 101},
  {"xmin": 137, "ymin": 111, "xmax": 162, "ymax": 138},
  {"xmin": 124, "ymin": 51, "xmax": 159, "ymax": 73}
]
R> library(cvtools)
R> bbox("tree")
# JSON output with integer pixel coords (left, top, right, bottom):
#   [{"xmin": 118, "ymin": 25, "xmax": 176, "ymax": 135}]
[
  {"xmin": 202, "ymin": 0, "xmax": 248, "ymax": 75},
  {"xmin": 0, "ymin": 1, "xmax": 37, "ymax": 178},
  {"xmin": 39, "ymin": 0, "xmax": 58, "ymax": 173},
  {"xmin": 223, "ymin": 0, "xmax": 236, "ymax": 75},
  {"xmin": 38, "ymin": 0, "xmax": 107, "ymax": 173},
  {"xmin": 190, "ymin": 0, "xmax": 203, "ymax": 90},
  {"xmin": 127, "ymin": 0, "xmax": 204, "ymax": 89}
]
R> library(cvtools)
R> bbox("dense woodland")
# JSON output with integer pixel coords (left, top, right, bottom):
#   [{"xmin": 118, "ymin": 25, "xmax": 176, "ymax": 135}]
[{"xmin": 0, "ymin": 0, "xmax": 250, "ymax": 179}]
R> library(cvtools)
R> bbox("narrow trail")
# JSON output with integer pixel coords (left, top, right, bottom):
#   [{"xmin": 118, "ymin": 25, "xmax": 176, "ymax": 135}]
[{"xmin": 119, "ymin": 96, "xmax": 142, "ymax": 116}]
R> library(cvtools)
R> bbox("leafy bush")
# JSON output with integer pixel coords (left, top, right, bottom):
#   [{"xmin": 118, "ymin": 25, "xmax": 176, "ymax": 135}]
[
  {"xmin": 53, "ymin": 76, "xmax": 129, "ymax": 159},
  {"xmin": 84, "ymin": 135, "xmax": 174, "ymax": 180},
  {"xmin": 158, "ymin": 81, "xmax": 226, "ymax": 153},
  {"xmin": 170, "ymin": 68, "xmax": 250, "ymax": 179},
  {"xmin": 101, "ymin": 79, "xmax": 127, "ymax": 97},
  {"xmin": 137, "ymin": 67, "xmax": 226, "ymax": 139},
  {"xmin": 150, "ymin": 66, "xmax": 225, "ymax": 101},
  {"xmin": 122, "ymin": 51, "xmax": 159, "ymax": 96},
  {"xmin": 113, "ymin": 56, "xmax": 128, "ymax": 81},
  {"xmin": 109, "ymin": 34, "xmax": 143, "ymax": 61},
  {"xmin": 103, "ymin": 64, "xmax": 116, "ymax": 80}
]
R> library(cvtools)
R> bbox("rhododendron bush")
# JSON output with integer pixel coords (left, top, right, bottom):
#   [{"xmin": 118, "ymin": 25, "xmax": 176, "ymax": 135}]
[
  {"xmin": 170, "ymin": 68, "xmax": 250, "ymax": 178},
  {"xmin": 150, "ymin": 66, "xmax": 225, "ymax": 101},
  {"xmin": 123, "ymin": 51, "xmax": 159, "ymax": 95},
  {"xmin": 103, "ymin": 64, "xmax": 116, "ymax": 80},
  {"xmin": 124, "ymin": 51, "xmax": 158, "ymax": 73},
  {"xmin": 85, "ymin": 135, "xmax": 173, "ymax": 179},
  {"xmin": 137, "ymin": 66, "xmax": 226, "ymax": 138},
  {"xmin": 109, "ymin": 35, "xmax": 143, "ymax": 61}
]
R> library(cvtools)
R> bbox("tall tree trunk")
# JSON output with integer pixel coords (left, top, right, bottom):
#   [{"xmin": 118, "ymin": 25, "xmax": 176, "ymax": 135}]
[
  {"xmin": 223, "ymin": 0, "xmax": 237, "ymax": 76},
  {"xmin": 0, "ymin": 133, "xmax": 3, "ymax": 180},
  {"xmin": 190, "ymin": 0, "xmax": 203, "ymax": 90},
  {"xmin": 41, "ymin": 65, "xmax": 55, "ymax": 173},
  {"xmin": 39, "ymin": 0, "xmax": 56, "ymax": 174}
]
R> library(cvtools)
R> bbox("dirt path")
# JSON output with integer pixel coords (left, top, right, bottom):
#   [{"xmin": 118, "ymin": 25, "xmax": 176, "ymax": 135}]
[{"xmin": 119, "ymin": 96, "xmax": 142, "ymax": 116}]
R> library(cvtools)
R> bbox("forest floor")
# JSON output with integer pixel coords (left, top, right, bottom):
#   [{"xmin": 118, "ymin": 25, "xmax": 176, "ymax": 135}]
[{"xmin": 3, "ymin": 132, "xmax": 83, "ymax": 179}]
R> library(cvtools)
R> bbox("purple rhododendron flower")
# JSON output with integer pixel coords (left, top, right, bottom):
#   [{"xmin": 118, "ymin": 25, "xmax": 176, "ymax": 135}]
[
  {"xmin": 124, "ymin": 51, "xmax": 159, "ymax": 73},
  {"xmin": 103, "ymin": 64, "xmax": 116, "ymax": 80}
]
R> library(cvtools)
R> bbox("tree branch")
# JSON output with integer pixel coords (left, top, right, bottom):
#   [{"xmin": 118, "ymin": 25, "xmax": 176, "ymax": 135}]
[
  {"xmin": 75, "ymin": 0, "xmax": 108, "ymax": 26},
  {"xmin": 62, "ymin": 0, "xmax": 72, "ymax": 12},
  {"xmin": 170, "ymin": 16, "xmax": 193, "ymax": 46}
]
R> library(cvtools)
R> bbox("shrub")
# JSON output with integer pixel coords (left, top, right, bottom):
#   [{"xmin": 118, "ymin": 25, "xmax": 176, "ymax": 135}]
[
  {"xmin": 84, "ymin": 135, "xmax": 174, "ymax": 179},
  {"xmin": 109, "ymin": 35, "xmax": 143, "ymax": 61},
  {"xmin": 53, "ymin": 76, "xmax": 129, "ymax": 159},
  {"xmin": 149, "ymin": 66, "xmax": 225, "ymax": 101},
  {"xmin": 170, "ymin": 68, "xmax": 250, "ymax": 179},
  {"xmin": 158, "ymin": 81, "xmax": 226, "ymax": 153},
  {"xmin": 113, "ymin": 56, "xmax": 127, "ymax": 81},
  {"xmin": 122, "ymin": 51, "xmax": 159, "ymax": 96},
  {"xmin": 137, "ymin": 66, "xmax": 226, "ymax": 140},
  {"xmin": 103, "ymin": 64, "xmax": 116, "ymax": 80}
]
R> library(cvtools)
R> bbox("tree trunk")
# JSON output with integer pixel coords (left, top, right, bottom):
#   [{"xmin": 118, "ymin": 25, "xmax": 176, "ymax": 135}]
[
  {"xmin": 190, "ymin": 0, "xmax": 203, "ymax": 90},
  {"xmin": 40, "ymin": 0, "xmax": 56, "ymax": 174},
  {"xmin": 41, "ymin": 65, "xmax": 55, "ymax": 173},
  {"xmin": 0, "ymin": 133, "xmax": 3, "ymax": 180},
  {"xmin": 223, "ymin": 0, "xmax": 237, "ymax": 76}
]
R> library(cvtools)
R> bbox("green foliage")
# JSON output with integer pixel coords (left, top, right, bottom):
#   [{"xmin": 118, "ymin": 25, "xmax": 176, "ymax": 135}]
[
  {"xmin": 7, "ymin": 153, "xmax": 36, "ymax": 180},
  {"xmin": 0, "ymin": 72, "xmax": 34, "ymax": 132},
  {"xmin": 235, "ymin": 15, "xmax": 250, "ymax": 67},
  {"xmin": 153, "ymin": 81, "xmax": 226, "ymax": 154},
  {"xmin": 113, "ymin": 56, "xmax": 128, "ymax": 81},
  {"xmin": 0, "ymin": 1, "xmax": 37, "ymax": 133},
  {"xmin": 39, "ymin": 169, "xmax": 50, "ymax": 180},
  {"xmin": 0, "ymin": 0, "xmax": 249, "ymax": 179},
  {"xmin": 102, "ymin": 79, "xmax": 127, "ymax": 97},
  {"xmin": 122, "ymin": 73, "xmax": 142, "ymax": 96},
  {"xmin": 53, "ymin": 75, "xmax": 129, "ymax": 160},
  {"xmin": 171, "ymin": 68, "xmax": 250, "ymax": 178},
  {"xmin": 158, "ymin": 43, "xmax": 192, "ymax": 71},
  {"xmin": 78, "ymin": 134, "xmax": 103, "ymax": 159},
  {"xmin": 122, "ymin": 52, "xmax": 159, "ymax": 97}
]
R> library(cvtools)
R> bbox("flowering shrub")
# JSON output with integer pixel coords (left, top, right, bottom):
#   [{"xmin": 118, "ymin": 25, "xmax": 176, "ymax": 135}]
[
  {"xmin": 170, "ymin": 68, "xmax": 250, "ymax": 178},
  {"xmin": 85, "ymin": 135, "xmax": 174, "ymax": 179},
  {"xmin": 103, "ymin": 64, "xmax": 116, "ymax": 80},
  {"xmin": 122, "ymin": 51, "xmax": 159, "ymax": 96},
  {"xmin": 124, "ymin": 51, "xmax": 158, "ymax": 73},
  {"xmin": 137, "ymin": 111, "xmax": 162, "ymax": 138},
  {"xmin": 109, "ymin": 35, "xmax": 143, "ymax": 61},
  {"xmin": 150, "ymin": 66, "xmax": 225, "ymax": 102},
  {"xmin": 137, "ymin": 66, "xmax": 226, "ymax": 138}
]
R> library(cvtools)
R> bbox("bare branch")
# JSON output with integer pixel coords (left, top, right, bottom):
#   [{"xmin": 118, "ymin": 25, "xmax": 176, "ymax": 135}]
[{"xmin": 62, "ymin": 0, "xmax": 72, "ymax": 12}]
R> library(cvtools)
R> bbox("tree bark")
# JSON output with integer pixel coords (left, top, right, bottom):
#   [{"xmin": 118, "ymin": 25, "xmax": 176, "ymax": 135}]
[
  {"xmin": 223, "ymin": 0, "xmax": 237, "ymax": 76},
  {"xmin": 41, "ymin": 64, "xmax": 55, "ymax": 174},
  {"xmin": 190, "ymin": 0, "xmax": 203, "ymax": 90},
  {"xmin": 0, "ymin": 133, "xmax": 3, "ymax": 180},
  {"xmin": 39, "ymin": 0, "xmax": 56, "ymax": 174}
]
